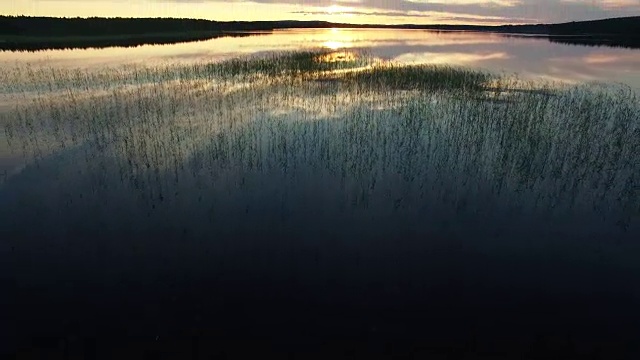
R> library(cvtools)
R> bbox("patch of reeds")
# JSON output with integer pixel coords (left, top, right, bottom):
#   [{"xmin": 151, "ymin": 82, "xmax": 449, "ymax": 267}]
[{"xmin": 1, "ymin": 50, "xmax": 638, "ymax": 252}]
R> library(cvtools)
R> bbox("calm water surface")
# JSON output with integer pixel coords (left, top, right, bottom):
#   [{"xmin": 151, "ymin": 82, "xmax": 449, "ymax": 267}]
[
  {"xmin": 2, "ymin": 28, "xmax": 640, "ymax": 358},
  {"xmin": 1, "ymin": 28, "xmax": 639, "ymax": 88}
]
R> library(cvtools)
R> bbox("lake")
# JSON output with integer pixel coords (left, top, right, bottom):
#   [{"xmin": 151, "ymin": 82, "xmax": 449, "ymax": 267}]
[
  {"xmin": 1, "ymin": 28, "xmax": 639, "ymax": 358},
  {"xmin": 1, "ymin": 28, "xmax": 640, "ymax": 88}
]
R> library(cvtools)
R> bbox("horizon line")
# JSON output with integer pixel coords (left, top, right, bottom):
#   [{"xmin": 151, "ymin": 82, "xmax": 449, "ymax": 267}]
[{"xmin": 1, "ymin": 14, "xmax": 638, "ymax": 28}]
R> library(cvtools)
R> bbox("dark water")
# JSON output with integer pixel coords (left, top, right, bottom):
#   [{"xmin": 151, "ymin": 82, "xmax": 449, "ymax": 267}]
[
  {"xmin": 2, "ymin": 112, "xmax": 639, "ymax": 359},
  {"xmin": 1, "ymin": 32, "xmax": 640, "ymax": 358}
]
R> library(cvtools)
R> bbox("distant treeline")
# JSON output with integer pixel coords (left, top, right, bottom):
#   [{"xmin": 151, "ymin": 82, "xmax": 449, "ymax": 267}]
[
  {"xmin": 0, "ymin": 16, "xmax": 328, "ymax": 51},
  {"xmin": 547, "ymin": 16, "xmax": 640, "ymax": 36},
  {"xmin": 2, "ymin": 15, "xmax": 639, "ymax": 37},
  {"xmin": 373, "ymin": 16, "xmax": 640, "ymax": 37},
  {"xmin": 0, "ymin": 16, "xmax": 335, "ymax": 37},
  {"xmin": 1, "ymin": 15, "xmax": 639, "ymax": 51},
  {"xmin": 545, "ymin": 17, "xmax": 640, "ymax": 49}
]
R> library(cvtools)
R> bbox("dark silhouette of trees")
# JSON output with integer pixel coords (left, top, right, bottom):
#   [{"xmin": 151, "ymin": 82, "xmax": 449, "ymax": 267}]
[
  {"xmin": 2, "ymin": 15, "xmax": 638, "ymax": 38},
  {"xmin": 548, "ymin": 16, "xmax": 640, "ymax": 36},
  {"xmin": 0, "ymin": 16, "xmax": 335, "ymax": 37},
  {"xmin": 1, "ymin": 15, "xmax": 638, "ymax": 51}
]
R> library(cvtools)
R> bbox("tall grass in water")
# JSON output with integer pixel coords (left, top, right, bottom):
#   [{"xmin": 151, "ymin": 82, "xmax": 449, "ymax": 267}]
[{"xmin": 2, "ymin": 50, "xmax": 637, "ymax": 247}]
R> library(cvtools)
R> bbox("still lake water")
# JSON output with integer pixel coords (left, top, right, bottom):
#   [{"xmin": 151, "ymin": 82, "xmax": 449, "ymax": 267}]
[
  {"xmin": 2, "ymin": 28, "xmax": 640, "ymax": 357},
  {"xmin": 1, "ymin": 28, "xmax": 640, "ymax": 88},
  {"xmin": 2, "ymin": 28, "xmax": 638, "ymax": 176}
]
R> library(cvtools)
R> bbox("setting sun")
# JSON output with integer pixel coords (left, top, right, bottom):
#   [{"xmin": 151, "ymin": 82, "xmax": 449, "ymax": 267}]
[{"xmin": 325, "ymin": 4, "xmax": 354, "ymax": 17}]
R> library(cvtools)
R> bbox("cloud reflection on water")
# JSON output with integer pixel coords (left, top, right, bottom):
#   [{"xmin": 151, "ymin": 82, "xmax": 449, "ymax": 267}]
[{"xmin": 0, "ymin": 28, "xmax": 638, "ymax": 88}]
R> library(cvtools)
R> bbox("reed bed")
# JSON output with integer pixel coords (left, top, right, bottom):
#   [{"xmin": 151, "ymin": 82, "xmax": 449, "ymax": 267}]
[{"xmin": 1, "ymin": 49, "xmax": 638, "ymax": 261}]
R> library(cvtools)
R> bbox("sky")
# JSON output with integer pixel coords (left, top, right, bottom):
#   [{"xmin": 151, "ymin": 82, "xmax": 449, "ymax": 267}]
[{"xmin": 1, "ymin": 0, "xmax": 638, "ymax": 25}]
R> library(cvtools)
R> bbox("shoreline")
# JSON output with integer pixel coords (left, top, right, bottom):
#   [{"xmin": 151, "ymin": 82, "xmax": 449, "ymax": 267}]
[
  {"xmin": 2, "ymin": 30, "xmax": 639, "ymax": 52},
  {"xmin": 1, "ymin": 15, "xmax": 639, "ymax": 51}
]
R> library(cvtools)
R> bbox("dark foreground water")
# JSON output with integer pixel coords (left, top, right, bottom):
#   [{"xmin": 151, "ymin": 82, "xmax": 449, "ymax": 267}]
[{"xmin": 1, "ymin": 137, "xmax": 638, "ymax": 359}]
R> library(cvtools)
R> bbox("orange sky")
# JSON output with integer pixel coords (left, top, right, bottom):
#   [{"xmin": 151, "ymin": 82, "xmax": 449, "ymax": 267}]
[{"xmin": 1, "ymin": 0, "xmax": 638, "ymax": 25}]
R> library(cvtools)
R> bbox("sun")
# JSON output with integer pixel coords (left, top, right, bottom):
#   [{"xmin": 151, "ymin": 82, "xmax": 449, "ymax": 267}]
[
  {"xmin": 327, "ymin": 5, "xmax": 341, "ymax": 15},
  {"xmin": 325, "ymin": 4, "xmax": 354, "ymax": 17}
]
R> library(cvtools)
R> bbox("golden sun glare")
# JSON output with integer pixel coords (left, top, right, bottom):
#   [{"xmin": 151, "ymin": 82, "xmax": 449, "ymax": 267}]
[
  {"xmin": 322, "ymin": 28, "xmax": 354, "ymax": 50},
  {"xmin": 326, "ymin": 5, "xmax": 340, "ymax": 15},
  {"xmin": 325, "ymin": 4, "xmax": 354, "ymax": 17}
]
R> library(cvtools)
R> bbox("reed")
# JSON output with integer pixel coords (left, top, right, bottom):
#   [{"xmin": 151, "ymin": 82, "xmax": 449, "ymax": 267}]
[{"xmin": 1, "ymin": 50, "xmax": 638, "ymax": 254}]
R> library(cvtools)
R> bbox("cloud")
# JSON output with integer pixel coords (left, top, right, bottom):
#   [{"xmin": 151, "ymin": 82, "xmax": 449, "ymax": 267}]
[
  {"xmin": 405, "ymin": 0, "xmax": 522, "ymax": 6},
  {"xmin": 12, "ymin": 0, "xmax": 640, "ymax": 24},
  {"xmin": 290, "ymin": 9, "xmax": 534, "ymax": 24},
  {"xmin": 182, "ymin": 0, "xmax": 640, "ymax": 23}
]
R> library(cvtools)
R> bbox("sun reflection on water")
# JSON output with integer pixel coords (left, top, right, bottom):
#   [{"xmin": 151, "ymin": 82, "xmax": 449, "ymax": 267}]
[{"xmin": 321, "ymin": 28, "xmax": 354, "ymax": 50}]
